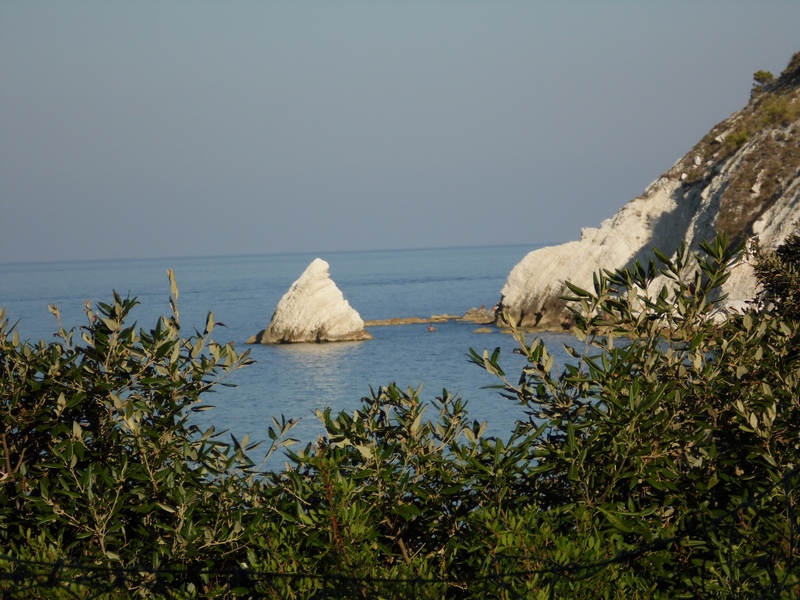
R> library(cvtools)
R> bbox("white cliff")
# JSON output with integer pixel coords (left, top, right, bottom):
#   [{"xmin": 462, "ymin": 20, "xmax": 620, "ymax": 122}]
[
  {"xmin": 499, "ymin": 51, "xmax": 800, "ymax": 329},
  {"xmin": 247, "ymin": 258, "xmax": 372, "ymax": 344}
]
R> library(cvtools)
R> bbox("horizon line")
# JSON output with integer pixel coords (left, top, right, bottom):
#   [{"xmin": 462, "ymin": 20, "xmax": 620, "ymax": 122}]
[{"xmin": 0, "ymin": 241, "xmax": 559, "ymax": 269}]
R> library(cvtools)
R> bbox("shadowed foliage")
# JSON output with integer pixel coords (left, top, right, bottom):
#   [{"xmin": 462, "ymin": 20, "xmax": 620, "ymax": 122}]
[{"xmin": 2, "ymin": 240, "xmax": 800, "ymax": 598}]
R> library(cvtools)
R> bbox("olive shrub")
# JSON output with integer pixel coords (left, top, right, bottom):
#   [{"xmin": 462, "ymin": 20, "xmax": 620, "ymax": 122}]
[
  {"xmin": 0, "ymin": 271, "xmax": 294, "ymax": 596},
  {"xmin": 2, "ymin": 239, "xmax": 800, "ymax": 598}
]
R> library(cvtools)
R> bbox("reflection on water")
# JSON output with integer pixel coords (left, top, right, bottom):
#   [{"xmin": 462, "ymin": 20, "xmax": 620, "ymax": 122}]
[
  {"xmin": 272, "ymin": 341, "xmax": 363, "ymax": 408},
  {"xmin": 277, "ymin": 339, "xmax": 361, "ymax": 362},
  {"xmin": 191, "ymin": 339, "xmax": 381, "ymax": 469},
  {"xmin": 188, "ymin": 325, "xmax": 581, "ymax": 472},
  {"xmin": 1, "ymin": 244, "xmax": 567, "ymax": 472}
]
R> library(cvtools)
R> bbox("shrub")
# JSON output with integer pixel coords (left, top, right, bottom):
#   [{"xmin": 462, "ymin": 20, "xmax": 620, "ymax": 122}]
[
  {"xmin": 466, "ymin": 235, "xmax": 800, "ymax": 595},
  {"xmin": 259, "ymin": 234, "xmax": 800, "ymax": 596},
  {"xmin": 752, "ymin": 69, "xmax": 775, "ymax": 96},
  {"xmin": 753, "ymin": 69, "xmax": 775, "ymax": 84},
  {"xmin": 752, "ymin": 230, "xmax": 800, "ymax": 318},
  {"xmin": 0, "ymin": 270, "xmax": 294, "ymax": 597},
  {"xmin": 723, "ymin": 128, "xmax": 750, "ymax": 151},
  {"xmin": 3, "ymin": 241, "xmax": 800, "ymax": 597},
  {"xmin": 760, "ymin": 94, "xmax": 800, "ymax": 126}
]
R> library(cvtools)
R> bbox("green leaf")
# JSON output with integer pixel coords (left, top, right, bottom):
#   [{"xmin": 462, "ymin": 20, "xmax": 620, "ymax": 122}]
[
  {"xmin": 410, "ymin": 408, "xmax": 425, "ymax": 436},
  {"xmin": 168, "ymin": 268, "xmax": 178, "ymax": 301},
  {"xmin": 356, "ymin": 444, "xmax": 373, "ymax": 459},
  {"xmin": 40, "ymin": 477, "xmax": 50, "ymax": 500},
  {"xmin": 564, "ymin": 281, "xmax": 591, "ymax": 297},
  {"xmin": 205, "ymin": 311, "xmax": 215, "ymax": 335},
  {"xmin": 598, "ymin": 507, "xmax": 634, "ymax": 533},
  {"xmin": 393, "ymin": 503, "xmax": 421, "ymax": 519}
]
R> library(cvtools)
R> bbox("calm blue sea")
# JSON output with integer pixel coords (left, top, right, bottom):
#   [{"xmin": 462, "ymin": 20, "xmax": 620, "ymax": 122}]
[{"xmin": 0, "ymin": 245, "xmax": 576, "ymax": 470}]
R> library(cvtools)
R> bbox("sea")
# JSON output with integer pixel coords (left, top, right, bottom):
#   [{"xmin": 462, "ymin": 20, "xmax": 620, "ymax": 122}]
[{"xmin": 0, "ymin": 244, "xmax": 577, "ymax": 470}]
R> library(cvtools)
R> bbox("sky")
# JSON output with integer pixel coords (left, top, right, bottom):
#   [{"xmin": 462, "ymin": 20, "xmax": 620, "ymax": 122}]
[{"xmin": 1, "ymin": 1, "xmax": 799, "ymax": 264}]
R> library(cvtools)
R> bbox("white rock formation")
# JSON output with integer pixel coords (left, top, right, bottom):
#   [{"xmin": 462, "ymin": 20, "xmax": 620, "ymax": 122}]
[
  {"xmin": 247, "ymin": 258, "xmax": 372, "ymax": 344},
  {"xmin": 499, "ymin": 54, "xmax": 800, "ymax": 330},
  {"xmin": 499, "ymin": 176, "xmax": 694, "ymax": 329}
]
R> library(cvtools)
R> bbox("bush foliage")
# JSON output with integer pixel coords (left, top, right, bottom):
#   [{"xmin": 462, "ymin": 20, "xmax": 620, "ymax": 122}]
[
  {"xmin": 753, "ymin": 231, "xmax": 800, "ymax": 319},
  {"xmin": 2, "ymin": 240, "xmax": 800, "ymax": 598},
  {"xmin": 751, "ymin": 69, "xmax": 775, "ymax": 96}
]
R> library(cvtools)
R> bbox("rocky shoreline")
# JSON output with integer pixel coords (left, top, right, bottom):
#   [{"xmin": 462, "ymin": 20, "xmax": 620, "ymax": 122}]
[{"xmin": 364, "ymin": 306, "xmax": 496, "ymax": 327}]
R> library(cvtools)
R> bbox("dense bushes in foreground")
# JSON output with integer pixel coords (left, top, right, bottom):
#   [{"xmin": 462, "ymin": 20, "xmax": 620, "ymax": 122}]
[{"xmin": 2, "ymin": 239, "xmax": 800, "ymax": 598}]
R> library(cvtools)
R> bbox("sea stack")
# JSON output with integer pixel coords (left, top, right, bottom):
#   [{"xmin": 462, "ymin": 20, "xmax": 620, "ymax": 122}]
[{"xmin": 246, "ymin": 258, "xmax": 372, "ymax": 344}]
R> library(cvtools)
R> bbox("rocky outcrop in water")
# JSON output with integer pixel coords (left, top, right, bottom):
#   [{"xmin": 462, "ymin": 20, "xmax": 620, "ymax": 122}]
[
  {"xmin": 363, "ymin": 307, "xmax": 495, "ymax": 327},
  {"xmin": 499, "ymin": 51, "xmax": 800, "ymax": 330},
  {"xmin": 246, "ymin": 258, "xmax": 372, "ymax": 344}
]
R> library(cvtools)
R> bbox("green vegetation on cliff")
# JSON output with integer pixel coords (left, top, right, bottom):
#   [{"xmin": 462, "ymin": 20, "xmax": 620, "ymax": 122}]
[{"xmin": 677, "ymin": 51, "xmax": 800, "ymax": 242}]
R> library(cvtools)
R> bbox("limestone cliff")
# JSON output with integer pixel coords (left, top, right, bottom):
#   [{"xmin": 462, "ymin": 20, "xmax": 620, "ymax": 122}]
[
  {"xmin": 247, "ymin": 258, "xmax": 372, "ymax": 344},
  {"xmin": 499, "ymin": 51, "xmax": 800, "ymax": 330}
]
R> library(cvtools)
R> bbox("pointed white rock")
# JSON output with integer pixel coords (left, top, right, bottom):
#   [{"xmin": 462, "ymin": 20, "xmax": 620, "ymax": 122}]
[{"xmin": 247, "ymin": 258, "xmax": 372, "ymax": 344}]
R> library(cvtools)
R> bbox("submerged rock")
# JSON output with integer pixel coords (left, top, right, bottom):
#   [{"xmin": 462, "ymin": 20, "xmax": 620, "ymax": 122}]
[
  {"xmin": 246, "ymin": 258, "xmax": 372, "ymax": 344},
  {"xmin": 462, "ymin": 306, "xmax": 496, "ymax": 324}
]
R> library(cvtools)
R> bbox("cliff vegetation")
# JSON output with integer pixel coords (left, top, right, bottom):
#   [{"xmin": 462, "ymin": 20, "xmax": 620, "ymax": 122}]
[
  {"xmin": 676, "ymin": 51, "xmax": 800, "ymax": 241},
  {"xmin": 497, "ymin": 50, "xmax": 800, "ymax": 331}
]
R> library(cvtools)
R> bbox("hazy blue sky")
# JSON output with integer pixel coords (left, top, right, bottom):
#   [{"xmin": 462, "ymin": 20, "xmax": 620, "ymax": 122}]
[{"xmin": 1, "ymin": 1, "xmax": 799, "ymax": 263}]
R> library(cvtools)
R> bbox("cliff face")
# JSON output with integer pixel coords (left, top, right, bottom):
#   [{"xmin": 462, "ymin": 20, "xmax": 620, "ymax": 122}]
[{"xmin": 499, "ymin": 51, "xmax": 800, "ymax": 330}]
